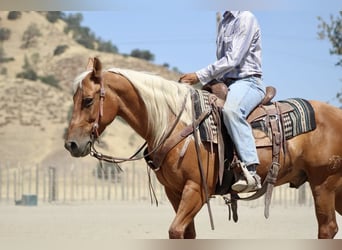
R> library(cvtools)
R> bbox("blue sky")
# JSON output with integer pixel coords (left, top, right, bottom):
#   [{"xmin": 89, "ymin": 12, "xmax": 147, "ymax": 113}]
[
  {"xmin": 2, "ymin": 1, "xmax": 340, "ymax": 106},
  {"xmin": 77, "ymin": 10, "xmax": 341, "ymax": 107}
]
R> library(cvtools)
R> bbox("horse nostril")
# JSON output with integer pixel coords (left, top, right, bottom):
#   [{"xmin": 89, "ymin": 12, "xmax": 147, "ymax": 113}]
[{"xmin": 65, "ymin": 140, "xmax": 79, "ymax": 152}]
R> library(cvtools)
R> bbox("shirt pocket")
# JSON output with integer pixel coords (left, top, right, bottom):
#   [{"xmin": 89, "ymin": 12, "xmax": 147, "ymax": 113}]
[{"xmin": 223, "ymin": 36, "xmax": 233, "ymax": 52}]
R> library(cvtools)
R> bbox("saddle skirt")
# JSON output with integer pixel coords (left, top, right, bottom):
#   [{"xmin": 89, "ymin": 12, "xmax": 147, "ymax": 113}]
[{"xmin": 193, "ymin": 89, "xmax": 317, "ymax": 148}]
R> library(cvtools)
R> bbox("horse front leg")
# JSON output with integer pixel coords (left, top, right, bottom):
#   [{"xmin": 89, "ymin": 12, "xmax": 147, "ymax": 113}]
[
  {"xmin": 310, "ymin": 181, "xmax": 339, "ymax": 238},
  {"xmin": 165, "ymin": 180, "xmax": 204, "ymax": 239},
  {"xmin": 164, "ymin": 187, "xmax": 197, "ymax": 239}
]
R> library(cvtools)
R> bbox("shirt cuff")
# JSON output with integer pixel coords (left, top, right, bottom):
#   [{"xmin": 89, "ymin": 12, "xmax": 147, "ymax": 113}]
[{"xmin": 195, "ymin": 68, "xmax": 212, "ymax": 85}]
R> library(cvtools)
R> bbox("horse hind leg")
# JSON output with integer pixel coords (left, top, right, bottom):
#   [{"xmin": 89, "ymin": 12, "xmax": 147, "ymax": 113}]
[
  {"xmin": 335, "ymin": 187, "xmax": 342, "ymax": 216},
  {"xmin": 310, "ymin": 182, "xmax": 339, "ymax": 238}
]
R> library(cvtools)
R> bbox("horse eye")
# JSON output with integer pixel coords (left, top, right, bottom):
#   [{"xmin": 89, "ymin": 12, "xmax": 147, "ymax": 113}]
[{"xmin": 82, "ymin": 97, "xmax": 94, "ymax": 108}]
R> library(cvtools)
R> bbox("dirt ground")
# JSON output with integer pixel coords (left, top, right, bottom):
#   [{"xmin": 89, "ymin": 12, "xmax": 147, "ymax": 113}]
[{"xmin": 0, "ymin": 201, "xmax": 341, "ymax": 241}]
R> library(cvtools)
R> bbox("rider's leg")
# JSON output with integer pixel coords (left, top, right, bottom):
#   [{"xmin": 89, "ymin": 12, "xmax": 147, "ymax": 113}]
[{"xmin": 222, "ymin": 76, "xmax": 265, "ymax": 192}]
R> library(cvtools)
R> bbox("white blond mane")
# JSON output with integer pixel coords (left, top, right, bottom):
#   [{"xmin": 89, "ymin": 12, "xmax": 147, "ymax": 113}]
[
  {"xmin": 108, "ymin": 68, "xmax": 193, "ymax": 147},
  {"xmin": 72, "ymin": 70, "xmax": 91, "ymax": 94},
  {"xmin": 73, "ymin": 68, "xmax": 193, "ymax": 147}
]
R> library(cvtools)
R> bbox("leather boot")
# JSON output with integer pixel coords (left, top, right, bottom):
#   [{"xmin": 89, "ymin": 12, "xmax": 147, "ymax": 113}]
[{"xmin": 231, "ymin": 164, "xmax": 261, "ymax": 193}]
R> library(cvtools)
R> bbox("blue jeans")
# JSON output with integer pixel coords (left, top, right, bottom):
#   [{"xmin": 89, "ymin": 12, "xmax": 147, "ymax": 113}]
[{"xmin": 222, "ymin": 76, "xmax": 266, "ymax": 166}]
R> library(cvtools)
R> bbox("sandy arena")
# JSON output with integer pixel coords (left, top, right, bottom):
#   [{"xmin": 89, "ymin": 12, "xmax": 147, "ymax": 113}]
[{"xmin": 0, "ymin": 201, "xmax": 341, "ymax": 240}]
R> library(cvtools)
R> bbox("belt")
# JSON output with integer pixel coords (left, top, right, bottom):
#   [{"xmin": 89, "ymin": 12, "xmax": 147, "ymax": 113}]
[{"xmin": 223, "ymin": 74, "xmax": 262, "ymax": 85}]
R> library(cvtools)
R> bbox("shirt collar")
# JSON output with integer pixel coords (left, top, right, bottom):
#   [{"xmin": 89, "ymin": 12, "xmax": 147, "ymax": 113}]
[{"xmin": 223, "ymin": 11, "xmax": 240, "ymax": 19}]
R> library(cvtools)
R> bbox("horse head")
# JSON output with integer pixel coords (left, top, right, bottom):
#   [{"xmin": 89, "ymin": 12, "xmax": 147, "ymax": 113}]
[{"xmin": 64, "ymin": 57, "xmax": 118, "ymax": 157}]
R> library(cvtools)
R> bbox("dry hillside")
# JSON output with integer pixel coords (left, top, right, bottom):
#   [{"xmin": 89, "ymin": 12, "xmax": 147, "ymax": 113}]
[{"xmin": 0, "ymin": 11, "xmax": 181, "ymax": 167}]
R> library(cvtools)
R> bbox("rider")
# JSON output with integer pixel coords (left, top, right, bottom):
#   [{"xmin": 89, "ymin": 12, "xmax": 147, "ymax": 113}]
[{"xmin": 179, "ymin": 11, "xmax": 266, "ymax": 193}]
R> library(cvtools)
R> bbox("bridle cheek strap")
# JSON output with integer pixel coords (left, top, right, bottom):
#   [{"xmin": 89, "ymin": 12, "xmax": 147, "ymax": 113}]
[{"xmin": 92, "ymin": 77, "xmax": 105, "ymax": 139}]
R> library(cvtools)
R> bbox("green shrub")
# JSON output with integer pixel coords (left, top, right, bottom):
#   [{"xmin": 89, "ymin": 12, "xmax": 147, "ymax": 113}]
[
  {"xmin": 0, "ymin": 57, "xmax": 14, "ymax": 63},
  {"xmin": 16, "ymin": 55, "xmax": 37, "ymax": 81},
  {"xmin": 16, "ymin": 69, "xmax": 38, "ymax": 81},
  {"xmin": 0, "ymin": 67, "xmax": 7, "ymax": 75},
  {"xmin": 39, "ymin": 75, "xmax": 60, "ymax": 88},
  {"xmin": 0, "ymin": 28, "xmax": 11, "ymax": 41},
  {"xmin": 53, "ymin": 45, "xmax": 69, "ymax": 56},
  {"xmin": 7, "ymin": 11, "xmax": 22, "ymax": 20},
  {"xmin": 21, "ymin": 23, "xmax": 42, "ymax": 49},
  {"xmin": 0, "ymin": 46, "xmax": 14, "ymax": 63}
]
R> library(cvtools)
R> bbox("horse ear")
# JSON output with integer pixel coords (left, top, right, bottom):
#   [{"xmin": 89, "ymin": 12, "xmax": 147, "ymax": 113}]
[
  {"xmin": 92, "ymin": 57, "xmax": 102, "ymax": 78},
  {"xmin": 86, "ymin": 57, "xmax": 94, "ymax": 71}
]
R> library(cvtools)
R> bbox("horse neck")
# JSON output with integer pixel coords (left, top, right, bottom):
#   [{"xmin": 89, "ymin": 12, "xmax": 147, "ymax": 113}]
[{"xmin": 105, "ymin": 72, "xmax": 152, "ymax": 142}]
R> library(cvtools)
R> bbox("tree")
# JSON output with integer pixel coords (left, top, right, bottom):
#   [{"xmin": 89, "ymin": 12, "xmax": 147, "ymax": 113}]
[
  {"xmin": 63, "ymin": 13, "xmax": 83, "ymax": 33},
  {"xmin": 46, "ymin": 11, "xmax": 64, "ymax": 23},
  {"xmin": 318, "ymin": 12, "xmax": 342, "ymax": 107},
  {"xmin": 61, "ymin": 12, "xmax": 120, "ymax": 54},
  {"xmin": 318, "ymin": 11, "xmax": 342, "ymax": 66},
  {"xmin": 97, "ymin": 39, "xmax": 118, "ymax": 54},
  {"xmin": 130, "ymin": 49, "xmax": 155, "ymax": 61},
  {"xmin": 63, "ymin": 13, "xmax": 96, "ymax": 50}
]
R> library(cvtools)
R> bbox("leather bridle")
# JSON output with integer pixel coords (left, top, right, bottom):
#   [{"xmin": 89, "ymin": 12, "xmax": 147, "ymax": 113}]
[
  {"xmin": 91, "ymin": 75, "xmax": 105, "ymax": 139},
  {"xmin": 88, "ymin": 73, "xmax": 190, "ymax": 166}
]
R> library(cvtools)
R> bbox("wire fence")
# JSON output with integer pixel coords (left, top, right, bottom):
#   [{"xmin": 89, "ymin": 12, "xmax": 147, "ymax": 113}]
[{"xmin": 0, "ymin": 161, "xmax": 313, "ymax": 207}]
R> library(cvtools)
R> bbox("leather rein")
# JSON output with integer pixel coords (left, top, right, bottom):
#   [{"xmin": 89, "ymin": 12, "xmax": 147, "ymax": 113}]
[
  {"xmin": 89, "ymin": 73, "xmax": 190, "ymax": 166},
  {"xmin": 89, "ymin": 76, "xmax": 215, "ymax": 228}
]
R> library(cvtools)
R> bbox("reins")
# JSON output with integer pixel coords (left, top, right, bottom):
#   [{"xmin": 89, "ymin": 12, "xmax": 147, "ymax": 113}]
[
  {"xmin": 89, "ymin": 73, "xmax": 190, "ymax": 166},
  {"xmin": 87, "ymin": 72, "xmax": 215, "ymax": 229},
  {"xmin": 190, "ymin": 89, "xmax": 215, "ymax": 230},
  {"xmin": 89, "ymin": 75, "xmax": 190, "ymax": 206}
]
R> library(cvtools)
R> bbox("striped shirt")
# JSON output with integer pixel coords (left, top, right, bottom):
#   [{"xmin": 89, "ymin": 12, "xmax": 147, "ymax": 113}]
[{"xmin": 196, "ymin": 11, "xmax": 262, "ymax": 84}]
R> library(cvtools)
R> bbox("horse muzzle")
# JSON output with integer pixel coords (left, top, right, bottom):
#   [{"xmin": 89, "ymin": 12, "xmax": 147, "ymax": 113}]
[{"xmin": 64, "ymin": 139, "xmax": 92, "ymax": 157}]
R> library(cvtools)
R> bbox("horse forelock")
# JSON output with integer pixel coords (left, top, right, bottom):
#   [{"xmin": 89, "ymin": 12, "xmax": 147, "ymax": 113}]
[{"xmin": 72, "ymin": 70, "xmax": 92, "ymax": 94}]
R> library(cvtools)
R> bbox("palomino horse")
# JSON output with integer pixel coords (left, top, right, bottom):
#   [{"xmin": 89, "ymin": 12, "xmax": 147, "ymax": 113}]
[{"xmin": 65, "ymin": 57, "xmax": 342, "ymax": 239}]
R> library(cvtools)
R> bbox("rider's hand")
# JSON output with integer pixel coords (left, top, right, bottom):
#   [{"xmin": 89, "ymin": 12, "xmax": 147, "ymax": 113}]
[{"xmin": 178, "ymin": 73, "xmax": 199, "ymax": 85}]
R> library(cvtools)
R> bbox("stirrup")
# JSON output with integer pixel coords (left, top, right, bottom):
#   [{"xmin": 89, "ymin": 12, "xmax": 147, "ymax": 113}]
[{"xmin": 232, "ymin": 163, "xmax": 261, "ymax": 193}]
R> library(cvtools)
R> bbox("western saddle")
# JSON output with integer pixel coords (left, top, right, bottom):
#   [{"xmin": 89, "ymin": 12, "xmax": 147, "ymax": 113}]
[{"xmin": 203, "ymin": 81, "xmax": 295, "ymax": 217}]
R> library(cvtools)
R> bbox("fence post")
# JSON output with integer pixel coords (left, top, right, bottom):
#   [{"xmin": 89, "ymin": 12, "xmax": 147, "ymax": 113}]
[
  {"xmin": 298, "ymin": 184, "xmax": 307, "ymax": 205},
  {"xmin": 81, "ymin": 165, "xmax": 84, "ymax": 201},
  {"xmin": 63, "ymin": 165, "xmax": 66, "ymax": 202},
  {"xmin": 114, "ymin": 167, "xmax": 118, "ymax": 199},
  {"xmin": 48, "ymin": 167, "xmax": 57, "ymax": 202},
  {"xmin": 43, "ymin": 167, "xmax": 46, "ymax": 202},
  {"xmin": 75, "ymin": 165, "xmax": 79, "ymax": 201},
  {"xmin": 88, "ymin": 166, "xmax": 91, "ymax": 200},
  {"xmin": 35, "ymin": 164, "xmax": 39, "ymax": 200},
  {"xmin": 107, "ymin": 166, "xmax": 111, "ymax": 200},
  {"xmin": 28, "ymin": 166, "xmax": 32, "ymax": 194},
  {"xmin": 6, "ymin": 164, "xmax": 10, "ymax": 202},
  {"xmin": 13, "ymin": 171, "xmax": 17, "ymax": 202},
  {"xmin": 0, "ymin": 164, "xmax": 2, "ymax": 202},
  {"xmin": 19, "ymin": 163, "xmax": 23, "ymax": 199},
  {"xmin": 94, "ymin": 166, "xmax": 98, "ymax": 200},
  {"xmin": 132, "ymin": 162, "xmax": 136, "ymax": 200},
  {"xmin": 121, "ymin": 171, "xmax": 125, "ymax": 201},
  {"xmin": 71, "ymin": 164, "xmax": 75, "ymax": 201},
  {"xmin": 101, "ymin": 167, "xmax": 105, "ymax": 200},
  {"xmin": 137, "ymin": 168, "xmax": 141, "ymax": 200}
]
